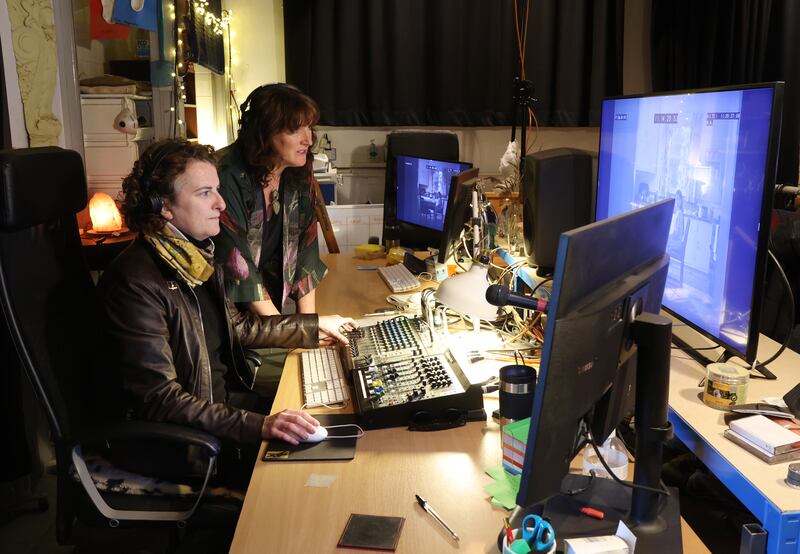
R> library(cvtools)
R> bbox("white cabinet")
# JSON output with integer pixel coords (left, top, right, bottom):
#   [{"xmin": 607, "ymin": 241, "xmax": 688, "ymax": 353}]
[
  {"xmin": 319, "ymin": 204, "xmax": 384, "ymax": 254},
  {"xmin": 81, "ymin": 94, "xmax": 154, "ymax": 199}
]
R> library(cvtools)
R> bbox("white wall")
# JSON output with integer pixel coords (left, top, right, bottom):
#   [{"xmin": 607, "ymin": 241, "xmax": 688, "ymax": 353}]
[
  {"xmin": 319, "ymin": 126, "xmax": 600, "ymax": 176},
  {"xmin": 224, "ymin": 0, "xmax": 285, "ymax": 103}
]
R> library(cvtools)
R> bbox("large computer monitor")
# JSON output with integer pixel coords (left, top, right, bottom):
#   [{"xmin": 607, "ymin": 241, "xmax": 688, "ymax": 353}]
[
  {"xmin": 594, "ymin": 83, "xmax": 784, "ymax": 370},
  {"xmin": 390, "ymin": 155, "xmax": 472, "ymax": 250},
  {"xmin": 515, "ymin": 200, "xmax": 679, "ymax": 549},
  {"xmin": 437, "ymin": 167, "xmax": 479, "ymax": 264}
]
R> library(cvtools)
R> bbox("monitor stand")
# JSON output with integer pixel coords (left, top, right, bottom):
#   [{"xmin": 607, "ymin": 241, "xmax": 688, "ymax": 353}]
[
  {"xmin": 671, "ymin": 333, "xmax": 777, "ymax": 380},
  {"xmin": 508, "ymin": 313, "xmax": 684, "ymax": 552},
  {"xmin": 516, "ymin": 476, "xmax": 682, "ymax": 553}
]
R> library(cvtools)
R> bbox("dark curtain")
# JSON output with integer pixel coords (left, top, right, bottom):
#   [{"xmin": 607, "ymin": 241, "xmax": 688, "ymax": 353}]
[
  {"xmin": 284, "ymin": 0, "xmax": 623, "ymax": 127},
  {"xmin": 651, "ymin": 0, "xmax": 800, "ymax": 184}
]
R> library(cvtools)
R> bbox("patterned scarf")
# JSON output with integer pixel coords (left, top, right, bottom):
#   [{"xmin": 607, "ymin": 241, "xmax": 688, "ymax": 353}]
[{"xmin": 144, "ymin": 223, "xmax": 215, "ymax": 287}]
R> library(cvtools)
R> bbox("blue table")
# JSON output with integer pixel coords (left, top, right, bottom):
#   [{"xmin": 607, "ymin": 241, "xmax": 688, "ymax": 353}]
[{"xmin": 668, "ymin": 333, "xmax": 800, "ymax": 554}]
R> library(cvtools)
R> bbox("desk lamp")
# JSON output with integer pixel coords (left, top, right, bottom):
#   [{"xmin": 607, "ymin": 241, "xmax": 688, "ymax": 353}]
[{"xmin": 434, "ymin": 258, "xmax": 497, "ymax": 333}]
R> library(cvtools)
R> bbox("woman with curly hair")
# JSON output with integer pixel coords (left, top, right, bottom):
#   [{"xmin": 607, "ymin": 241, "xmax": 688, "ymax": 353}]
[
  {"xmin": 98, "ymin": 139, "xmax": 354, "ymax": 484},
  {"xmin": 215, "ymin": 83, "xmax": 327, "ymax": 316}
]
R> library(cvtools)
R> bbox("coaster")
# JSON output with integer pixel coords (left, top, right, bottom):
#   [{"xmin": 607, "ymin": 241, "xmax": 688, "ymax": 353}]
[{"xmin": 337, "ymin": 513, "xmax": 404, "ymax": 551}]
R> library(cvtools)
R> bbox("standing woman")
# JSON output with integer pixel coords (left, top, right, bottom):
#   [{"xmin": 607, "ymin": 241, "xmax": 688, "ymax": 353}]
[{"xmin": 216, "ymin": 83, "xmax": 326, "ymax": 316}]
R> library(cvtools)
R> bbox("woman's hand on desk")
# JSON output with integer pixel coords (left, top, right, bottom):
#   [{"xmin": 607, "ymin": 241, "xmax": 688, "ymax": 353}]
[
  {"xmin": 318, "ymin": 315, "xmax": 358, "ymax": 346},
  {"xmin": 261, "ymin": 409, "xmax": 320, "ymax": 444}
]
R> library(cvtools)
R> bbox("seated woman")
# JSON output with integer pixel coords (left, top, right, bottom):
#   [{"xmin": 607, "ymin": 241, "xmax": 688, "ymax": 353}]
[
  {"xmin": 215, "ymin": 83, "xmax": 325, "ymax": 316},
  {"xmin": 97, "ymin": 139, "xmax": 355, "ymax": 485}
]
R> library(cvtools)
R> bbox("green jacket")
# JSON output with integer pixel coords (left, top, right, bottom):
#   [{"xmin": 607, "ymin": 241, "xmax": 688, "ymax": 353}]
[{"xmin": 215, "ymin": 146, "xmax": 327, "ymax": 308}]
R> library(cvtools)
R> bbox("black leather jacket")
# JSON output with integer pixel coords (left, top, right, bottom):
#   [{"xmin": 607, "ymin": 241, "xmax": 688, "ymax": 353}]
[{"xmin": 97, "ymin": 237, "xmax": 319, "ymax": 443}]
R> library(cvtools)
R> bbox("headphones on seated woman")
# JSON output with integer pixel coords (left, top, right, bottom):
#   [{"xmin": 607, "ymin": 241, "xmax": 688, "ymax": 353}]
[{"xmin": 139, "ymin": 141, "xmax": 188, "ymax": 214}]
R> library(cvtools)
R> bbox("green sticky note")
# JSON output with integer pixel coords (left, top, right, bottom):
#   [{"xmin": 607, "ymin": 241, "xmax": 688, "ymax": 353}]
[
  {"xmin": 493, "ymin": 490, "xmax": 518, "ymax": 510},
  {"xmin": 485, "ymin": 464, "xmax": 506, "ymax": 481},
  {"xmin": 503, "ymin": 418, "xmax": 531, "ymax": 442},
  {"xmin": 484, "ymin": 479, "xmax": 513, "ymax": 497}
]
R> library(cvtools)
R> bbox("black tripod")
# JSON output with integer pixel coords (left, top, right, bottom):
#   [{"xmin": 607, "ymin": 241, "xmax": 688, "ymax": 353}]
[{"xmin": 510, "ymin": 77, "xmax": 536, "ymax": 181}]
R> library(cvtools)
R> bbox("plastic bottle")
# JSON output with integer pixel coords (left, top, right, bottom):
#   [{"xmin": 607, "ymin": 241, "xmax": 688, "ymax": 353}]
[
  {"xmin": 482, "ymin": 195, "xmax": 498, "ymax": 250},
  {"xmin": 581, "ymin": 431, "xmax": 629, "ymax": 480}
]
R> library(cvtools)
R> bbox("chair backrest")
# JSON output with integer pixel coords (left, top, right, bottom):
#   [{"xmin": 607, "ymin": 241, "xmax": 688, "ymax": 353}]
[
  {"xmin": 679, "ymin": 216, "xmax": 691, "ymax": 256},
  {"xmin": 0, "ymin": 147, "xmax": 95, "ymax": 444},
  {"xmin": 382, "ymin": 130, "xmax": 460, "ymax": 243}
]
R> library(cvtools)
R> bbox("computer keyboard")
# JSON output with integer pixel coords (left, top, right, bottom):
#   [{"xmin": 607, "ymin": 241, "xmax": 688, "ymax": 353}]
[
  {"xmin": 301, "ymin": 348, "xmax": 350, "ymax": 407},
  {"xmin": 377, "ymin": 263, "xmax": 420, "ymax": 293}
]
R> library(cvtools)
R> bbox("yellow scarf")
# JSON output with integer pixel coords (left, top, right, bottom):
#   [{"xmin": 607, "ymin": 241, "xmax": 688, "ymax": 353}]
[{"xmin": 144, "ymin": 224, "xmax": 215, "ymax": 287}]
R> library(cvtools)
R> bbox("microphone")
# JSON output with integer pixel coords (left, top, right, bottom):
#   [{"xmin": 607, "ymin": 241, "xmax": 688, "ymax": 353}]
[{"xmin": 485, "ymin": 284, "xmax": 549, "ymax": 312}]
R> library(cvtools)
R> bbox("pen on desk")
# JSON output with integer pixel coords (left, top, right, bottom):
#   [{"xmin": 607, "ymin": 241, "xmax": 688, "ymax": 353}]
[{"xmin": 415, "ymin": 494, "xmax": 459, "ymax": 541}]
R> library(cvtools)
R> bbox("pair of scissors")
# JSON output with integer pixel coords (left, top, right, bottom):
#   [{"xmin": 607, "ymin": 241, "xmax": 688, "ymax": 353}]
[{"xmin": 521, "ymin": 514, "xmax": 555, "ymax": 552}]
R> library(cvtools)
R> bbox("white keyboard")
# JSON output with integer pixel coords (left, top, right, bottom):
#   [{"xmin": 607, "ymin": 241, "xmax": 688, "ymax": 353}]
[
  {"xmin": 301, "ymin": 348, "xmax": 349, "ymax": 407},
  {"xmin": 377, "ymin": 264, "xmax": 420, "ymax": 293}
]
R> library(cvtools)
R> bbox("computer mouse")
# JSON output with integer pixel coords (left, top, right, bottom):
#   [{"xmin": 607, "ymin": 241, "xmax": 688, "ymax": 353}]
[{"xmin": 302, "ymin": 426, "xmax": 328, "ymax": 443}]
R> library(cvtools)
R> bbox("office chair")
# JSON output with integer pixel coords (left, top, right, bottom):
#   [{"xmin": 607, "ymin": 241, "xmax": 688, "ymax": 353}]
[
  {"xmin": 0, "ymin": 147, "xmax": 237, "ymax": 548},
  {"xmin": 382, "ymin": 130, "xmax": 459, "ymax": 243},
  {"xmin": 667, "ymin": 217, "xmax": 691, "ymax": 286}
]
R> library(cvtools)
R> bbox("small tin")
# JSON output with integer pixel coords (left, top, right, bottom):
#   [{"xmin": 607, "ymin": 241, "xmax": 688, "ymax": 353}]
[
  {"xmin": 786, "ymin": 463, "xmax": 800, "ymax": 489},
  {"xmin": 703, "ymin": 363, "xmax": 749, "ymax": 409}
]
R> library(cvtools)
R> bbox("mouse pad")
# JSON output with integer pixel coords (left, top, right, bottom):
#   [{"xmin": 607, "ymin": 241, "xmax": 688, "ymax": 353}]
[
  {"xmin": 337, "ymin": 513, "xmax": 404, "ymax": 551},
  {"xmin": 261, "ymin": 414, "xmax": 359, "ymax": 462}
]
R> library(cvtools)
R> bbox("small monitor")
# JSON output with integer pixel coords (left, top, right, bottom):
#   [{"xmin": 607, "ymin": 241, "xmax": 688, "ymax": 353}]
[
  {"xmin": 594, "ymin": 83, "xmax": 784, "ymax": 366},
  {"xmin": 437, "ymin": 167, "xmax": 479, "ymax": 264},
  {"xmin": 389, "ymin": 155, "xmax": 472, "ymax": 250}
]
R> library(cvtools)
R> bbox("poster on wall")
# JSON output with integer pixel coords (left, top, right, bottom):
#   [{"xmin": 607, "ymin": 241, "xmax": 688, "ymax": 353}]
[
  {"xmin": 90, "ymin": 0, "xmax": 130, "ymax": 40},
  {"xmin": 112, "ymin": 0, "xmax": 158, "ymax": 32}
]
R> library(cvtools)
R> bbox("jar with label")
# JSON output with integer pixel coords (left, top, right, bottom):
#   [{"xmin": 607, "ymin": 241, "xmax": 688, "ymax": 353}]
[{"xmin": 703, "ymin": 363, "xmax": 749, "ymax": 409}]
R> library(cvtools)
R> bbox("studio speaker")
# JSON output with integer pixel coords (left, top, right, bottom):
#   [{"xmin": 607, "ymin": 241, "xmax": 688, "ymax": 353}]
[{"xmin": 522, "ymin": 148, "xmax": 597, "ymax": 276}]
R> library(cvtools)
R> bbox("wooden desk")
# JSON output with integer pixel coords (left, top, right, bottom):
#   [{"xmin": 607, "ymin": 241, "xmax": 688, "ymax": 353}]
[
  {"xmin": 668, "ymin": 334, "xmax": 800, "ymax": 554},
  {"xmin": 230, "ymin": 254, "xmax": 708, "ymax": 553}
]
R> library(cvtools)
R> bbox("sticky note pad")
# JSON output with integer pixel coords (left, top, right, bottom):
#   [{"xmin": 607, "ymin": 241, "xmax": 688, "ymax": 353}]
[{"xmin": 337, "ymin": 513, "xmax": 404, "ymax": 551}]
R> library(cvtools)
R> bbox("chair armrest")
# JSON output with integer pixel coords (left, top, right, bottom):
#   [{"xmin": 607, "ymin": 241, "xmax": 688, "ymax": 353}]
[{"xmin": 72, "ymin": 421, "xmax": 221, "ymax": 457}]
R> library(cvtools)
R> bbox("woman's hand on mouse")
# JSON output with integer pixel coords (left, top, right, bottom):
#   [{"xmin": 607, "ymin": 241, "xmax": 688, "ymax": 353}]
[
  {"xmin": 261, "ymin": 409, "xmax": 319, "ymax": 445},
  {"xmin": 318, "ymin": 315, "xmax": 358, "ymax": 346}
]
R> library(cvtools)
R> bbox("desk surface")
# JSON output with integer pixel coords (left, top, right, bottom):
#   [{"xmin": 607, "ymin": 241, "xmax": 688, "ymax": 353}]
[
  {"xmin": 230, "ymin": 254, "xmax": 708, "ymax": 553},
  {"xmin": 669, "ymin": 334, "xmax": 800, "ymax": 514}
]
